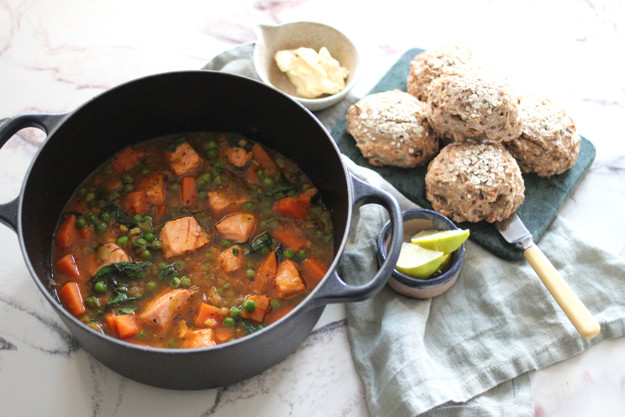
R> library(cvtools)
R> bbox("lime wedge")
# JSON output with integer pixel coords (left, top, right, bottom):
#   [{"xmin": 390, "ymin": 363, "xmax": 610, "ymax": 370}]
[
  {"xmin": 410, "ymin": 229, "xmax": 470, "ymax": 254},
  {"xmin": 395, "ymin": 242, "xmax": 445, "ymax": 279}
]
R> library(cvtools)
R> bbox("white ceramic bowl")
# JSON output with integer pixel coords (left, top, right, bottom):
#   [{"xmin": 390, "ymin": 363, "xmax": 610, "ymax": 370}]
[{"xmin": 253, "ymin": 21, "xmax": 359, "ymax": 111}]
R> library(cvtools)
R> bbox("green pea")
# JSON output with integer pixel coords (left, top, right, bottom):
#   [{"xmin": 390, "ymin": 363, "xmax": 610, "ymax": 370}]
[
  {"xmin": 270, "ymin": 299, "xmax": 281, "ymax": 309},
  {"xmin": 150, "ymin": 240, "xmax": 162, "ymax": 250},
  {"xmin": 324, "ymin": 234, "xmax": 333, "ymax": 243},
  {"xmin": 167, "ymin": 338, "xmax": 177, "ymax": 347},
  {"xmin": 245, "ymin": 202, "xmax": 255, "ymax": 210},
  {"xmin": 137, "ymin": 330, "xmax": 148, "ymax": 340},
  {"xmin": 140, "ymin": 249, "xmax": 151, "ymax": 260},
  {"xmin": 297, "ymin": 249, "xmax": 308, "ymax": 258},
  {"xmin": 200, "ymin": 173, "xmax": 211, "ymax": 183},
  {"xmin": 144, "ymin": 232, "xmax": 155, "ymax": 242},
  {"xmin": 121, "ymin": 174, "xmax": 133, "ymax": 183},
  {"xmin": 207, "ymin": 148, "xmax": 217, "ymax": 157},
  {"xmin": 132, "ymin": 214, "xmax": 143, "ymax": 223},
  {"xmin": 243, "ymin": 299, "xmax": 256, "ymax": 313},
  {"xmin": 123, "ymin": 183, "xmax": 134, "ymax": 192},
  {"xmin": 198, "ymin": 190, "xmax": 207, "ymax": 199},
  {"xmin": 103, "ymin": 164, "xmax": 114, "ymax": 175},
  {"xmin": 134, "ymin": 237, "xmax": 148, "ymax": 247},
  {"xmin": 230, "ymin": 307, "xmax": 242, "ymax": 319},
  {"xmin": 85, "ymin": 192, "xmax": 95, "ymax": 202},
  {"xmin": 76, "ymin": 218, "xmax": 87, "ymax": 229},
  {"xmin": 94, "ymin": 282, "xmax": 106, "ymax": 294},
  {"xmin": 223, "ymin": 317, "xmax": 235, "ymax": 327},
  {"xmin": 141, "ymin": 168, "xmax": 149, "ymax": 175},
  {"xmin": 180, "ymin": 276, "xmax": 191, "ymax": 287},
  {"xmin": 207, "ymin": 140, "xmax": 217, "ymax": 149},
  {"xmin": 85, "ymin": 296, "xmax": 97, "ymax": 308},
  {"xmin": 257, "ymin": 170, "xmax": 265, "ymax": 179},
  {"xmin": 170, "ymin": 277, "xmax": 181, "ymax": 287},
  {"xmin": 262, "ymin": 177, "xmax": 274, "ymax": 186},
  {"xmin": 88, "ymin": 214, "xmax": 98, "ymax": 224},
  {"xmin": 246, "ymin": 269, "xmax": 255, "ymax": 279},
  {"xmin": 213, "ymin": 175, "xmax": 222, "ymax": 184},
  {"xmin": 215, "ymin": 160, "xmax": 223, "ymax": 168},
  {"xmin": 221, "ymin": 239, "xmax": 232, "ymax": 248},
  {"xmin": 170, "ymin": 183, "xmax": 180, "ymax": 191},
  {"xmin": 143, "ymin": 215, "xmax": 152, "ymax": 223},
  {"xmin": 145, "ymin": 281, "xmax": 157, "ymax": 292},
  {"xmin": 117, "ymin": 235, "xmax": 129, "ymax": 246},
  {"xmin": 95, "ymin": 222, "xmax": 107, "ymax": 233},
  {"xmin": 212, "ymin": 167, "xmax": 222, "ymax": 176},
  {"xmin": 283, "ymin": 249, "xmax": 295, "ymax": 259},
  {"xmin": 100, "ymin": 212, "xmax": 110, "ymax": 222},
  {"xmin": 108, "ymin": 190, "xmax": 120, "ymax": 200}
]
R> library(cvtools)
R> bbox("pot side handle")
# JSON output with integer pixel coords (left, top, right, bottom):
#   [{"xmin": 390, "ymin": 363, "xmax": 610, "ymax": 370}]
[
  {"xmin": 305, "ymin": 174, "xmax": 403, "ymax": 309},
  {"xmin": 0, "ymin": 113, "xmax": 65, "ymax": 231}
]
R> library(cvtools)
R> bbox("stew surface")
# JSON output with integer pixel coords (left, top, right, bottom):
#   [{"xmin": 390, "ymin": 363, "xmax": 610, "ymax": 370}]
[{"xmin": 51, "ymin": 132, "xmax": 334, "ymax": 348}]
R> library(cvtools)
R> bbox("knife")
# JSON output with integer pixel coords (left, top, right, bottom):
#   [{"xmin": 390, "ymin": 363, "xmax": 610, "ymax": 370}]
[{"xmin": 495, "ymin": 213, "xmax": 600, "ymax": 339}]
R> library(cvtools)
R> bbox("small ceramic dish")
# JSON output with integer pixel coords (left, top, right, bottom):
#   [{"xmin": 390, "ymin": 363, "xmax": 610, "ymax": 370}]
[
  {"xmin": 377, "ymin": 209, "xmax": 466, "ymax": 299},
  {"xmin": 253, "ymin": 21, "xmax": 359, "ymax": 111}
]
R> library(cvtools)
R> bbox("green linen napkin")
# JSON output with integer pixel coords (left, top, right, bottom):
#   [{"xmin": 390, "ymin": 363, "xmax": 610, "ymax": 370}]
[
  {"xmin": 203, "ymin": 43, "xmax": 625, "ymax": 416},
  {"xmin": 342, "ymin": 157, "xmax": 625, "ymax": 416}
]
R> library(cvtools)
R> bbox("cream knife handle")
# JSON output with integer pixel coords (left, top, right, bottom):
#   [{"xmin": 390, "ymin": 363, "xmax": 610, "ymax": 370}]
[{"xmin": 524, "ymin": 245, "xmax": 600, "ymax": 340}]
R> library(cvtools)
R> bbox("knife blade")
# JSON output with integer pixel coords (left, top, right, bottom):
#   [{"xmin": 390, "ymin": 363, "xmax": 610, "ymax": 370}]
[{"xmin": 495, "ymin": 214, "xmax": 600, "ymax": 340}]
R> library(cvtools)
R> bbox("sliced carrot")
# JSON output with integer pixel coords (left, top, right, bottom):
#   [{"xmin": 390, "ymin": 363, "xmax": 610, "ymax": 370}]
[
  {"xmin": 124, "ymin": 190, "xmax": 149, "ymax": 215},
  {"xmin": 214, "ymin": 327, "xmax": 236, "ymax": 344},
  {"xmin": 111, "ymin": 146, "xmax": 146, "ymax": 172},
  {"xmin": 255, "ymin": 251, "xmax": 278, "ymax": 293},
  {"xmin": 296, "ymin": 188, "xmax": 318, "ymax": 208},
  {"xmin": 180, "ymin": 176, "xmax": 197, "ymax": 208},
  {"xmin": 155, "ymin": 204, "xmax": 166, "ymax": 220},
  {"xmin": 78, "ymin": 225, "xmax": 93, "ymax": 240},
  {"xmin": 224, "ymin": 147, "xmax": 253, "ymax": 168},
  {"xmin": 194, "ymin": 302, "xmax": 227, "ymax": 327},
  {"xmin": 274, "ymin": 197, "xmax": 309, "ymax": 220},
  {"xmin": 104, "ymin": 313, "xmax": 119, "ymax": 338},
  {"xmin": 55, "ymin": 253, "xmax": 81, "ymax": 280},
  {"xmin": 245, "ymin": 165, "xmax": 262, "ymax": 186},
  {"xmin": 55, "ymin": 214, "xmax": 76, "ymax": 249},
  {"xmin": 241, "ymin": 294, "xmax": 270, "ymax": 323},
  {"xmin": 114, "ymin": 314, "xmax": 140, "ymax": 339},
  {"xmin": 58, "ymin": 281, "xmax": 86, "ymax": 317},
  {"xmin": 272, "ymin": 227, "xmax": 309, "ymax": 252},
  {"xmin": 301, "ymin": 257, "xmax": 328, "ymax": 287},
  {"xmin": 251, "ymin": 143, "xmax": 278, "ymax": 177},
  {"xmin": 274, "ymin": 259, "xmax": 306, "ymax": 298}
]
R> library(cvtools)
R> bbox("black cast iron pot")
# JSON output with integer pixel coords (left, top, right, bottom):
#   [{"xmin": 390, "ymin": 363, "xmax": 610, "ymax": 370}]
[{"xmin": 0, "ymin": 71, "xmax": 402, "ymax": 390}]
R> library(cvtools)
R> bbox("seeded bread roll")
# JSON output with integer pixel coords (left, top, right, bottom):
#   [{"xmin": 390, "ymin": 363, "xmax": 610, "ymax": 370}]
[
  {"xmin": 345, "ymin": 90, "xmax": 439, "ymax": 168},
  {"xmin": 407, "ymin": 44, "xmax": 474, "ymax": 102},
  {"xmin": 425, "ymin": 142, "xmax": 525, "ymax": 223},
  {"xmin": 426, "ymin": 67, "xmax": 523, "ymax": 143},
  {"xmin": 504, "ymin": 95, "xmax": 580, "ymax": 178}
]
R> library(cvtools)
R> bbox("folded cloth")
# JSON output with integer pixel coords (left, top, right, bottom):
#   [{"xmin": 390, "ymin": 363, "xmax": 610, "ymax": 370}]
[
  {"xmin": 204, "ymin": 44, "xmax": 625, "ymax": 416},
  {"xmin": 343, "ymin": 157, "xmax": 625, "ymax": 416}
]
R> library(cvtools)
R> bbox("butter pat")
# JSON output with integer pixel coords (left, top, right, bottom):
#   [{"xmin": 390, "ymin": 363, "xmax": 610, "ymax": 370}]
[{"xmin": 275, "ymin": 47, "xmax": 349, "ymax": 99}]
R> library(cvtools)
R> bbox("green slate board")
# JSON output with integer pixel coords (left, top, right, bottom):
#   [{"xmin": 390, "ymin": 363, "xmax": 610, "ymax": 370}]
[{"xmin": 331, "ymin": 48, "xmax": 596, "ymax": 261}]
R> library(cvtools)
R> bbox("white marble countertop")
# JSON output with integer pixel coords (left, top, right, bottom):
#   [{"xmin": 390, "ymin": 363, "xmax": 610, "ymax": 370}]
[{"xmin": 1, "ymin": 0, "xmax": 625, "ymax": 416}]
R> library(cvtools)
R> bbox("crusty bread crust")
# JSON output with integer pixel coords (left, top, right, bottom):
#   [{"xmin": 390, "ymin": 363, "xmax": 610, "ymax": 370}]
[
  {"xmin": 425, "ymin": 68, "xmax": 523, "ymax": 144},
  {"xmin": 407, "ymin": 44, "xmax": 473, "ymax": 102},
  {"xmin": 346, "ymin": 90, "xmax": 439, "ymax": 168},
  {"xmin": 425, "ymin": 142, "xmax": 525, "ymax": 223},
  {"xmin": 505, "ymin": 95, "xmax": 580, "ymax": 178}
]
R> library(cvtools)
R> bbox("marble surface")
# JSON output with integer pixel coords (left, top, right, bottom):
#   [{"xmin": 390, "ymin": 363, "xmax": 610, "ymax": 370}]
[{"xmin": 1, "ymin": 0, "xmax": 624, "ymax": 416}]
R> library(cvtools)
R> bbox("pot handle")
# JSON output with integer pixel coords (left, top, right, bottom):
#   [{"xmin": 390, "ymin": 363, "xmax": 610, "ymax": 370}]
[
  {"xmin": 0, "ymin": 113, "xmax": 65, "ymax": 231},
  {"xmin": 305, "ymin": 174, "xmax": 403, "ymax": 309}
]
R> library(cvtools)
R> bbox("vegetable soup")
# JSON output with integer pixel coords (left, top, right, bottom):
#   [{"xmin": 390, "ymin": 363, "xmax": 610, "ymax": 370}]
[{"xmin": 51, "ymin": 132, "xmax": 334, "ymax": 348}]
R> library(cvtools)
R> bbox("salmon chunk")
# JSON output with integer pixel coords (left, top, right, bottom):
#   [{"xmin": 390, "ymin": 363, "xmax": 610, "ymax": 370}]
[
  {"xmin": 168, "ymin": 142, "xmax": 204, "ymax": 176},
  {"xmin": 224, "ymin": 147, "xmax": 253, "ymax": 168},
  {"xmin": 241, "ymin": 294, "xmax": 271, "ymax": 323},
  {"xmin": 138, "ymin": 288, "xmax": 191, "ymax": 329},
  {"xmin": 207, "ymin": 191, "xmax": 247, "ymax": 216},
  {"xmin": 138, "ymin": 173, "xmax": 165, "ymax": 205},
  {"xmin": 92, "ymin": 243, "xmax": 130, "ymax": 275},
  {"xmin": 218, "ymin": 245, "xmax": 244, "ymax": 273},
  {"xmin": 215, "ymin": 212, "xmax": 257, "ymax": 243},
  {"xmin": 160, "ymin": 216, "xmax": 210, "ymax": 259},
  {"xmin": 275, "ymin": 259, "xmax": 306, "ymax": 298},
  {"xmin": 180, "ymin": 328, "xmax": 216, "ymax": 348}
]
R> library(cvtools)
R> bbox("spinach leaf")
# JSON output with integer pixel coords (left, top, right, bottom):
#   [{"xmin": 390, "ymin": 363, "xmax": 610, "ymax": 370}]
[
  {"xmin": 247, "ymin": 231, "xmax": 272, "ymax": 254},
  {"xmin": 94, "ymin": 261, "xmax": 151, "ymax": 284},
  {"xmin": 106, "ymin": 287, "xmax": 142, "ymax": 308},
  {"xmin": 238, "ymin": 319, "xmax": 264, "ymax": 335},
  {"xmin": 265, "ymin": 184, "xmax": 295, "ymax": 196},
  {"xmin": 102, "ymin": 202, "xmax": 136, "ymax": 227}
]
